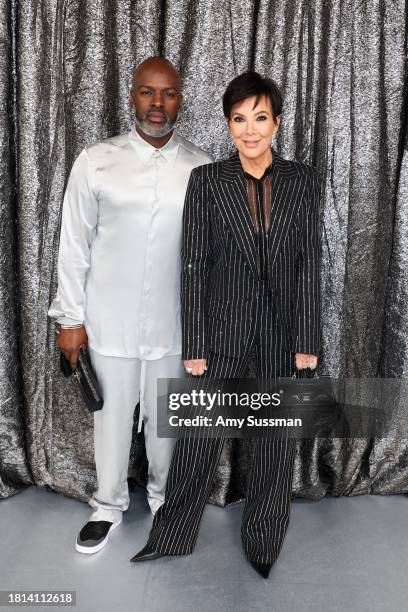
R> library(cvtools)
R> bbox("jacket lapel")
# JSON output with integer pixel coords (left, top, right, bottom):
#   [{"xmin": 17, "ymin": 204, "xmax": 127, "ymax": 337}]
[
  {"xmin": 217, "ymin": 152, "xmax": 258, "ymax": 278},
  {"xmin": 266, "ymin": 151, "xmax": 302, "ymax": 269}
]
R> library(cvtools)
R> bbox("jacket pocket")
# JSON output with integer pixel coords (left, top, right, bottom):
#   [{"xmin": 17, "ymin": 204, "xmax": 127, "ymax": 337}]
[
  {"xmin": 205, "ymin": 314, "xmax": 247, "ymax": 357},
  {"xmin": 205, "ymin": 298, "xmax": 229, "ymax": 321}
]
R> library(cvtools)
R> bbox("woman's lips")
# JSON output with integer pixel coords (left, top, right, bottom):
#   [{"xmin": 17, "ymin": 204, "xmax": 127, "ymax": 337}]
[{"xmin": 243, "ymin": 140, "xmax": 260, "ymax": 148}]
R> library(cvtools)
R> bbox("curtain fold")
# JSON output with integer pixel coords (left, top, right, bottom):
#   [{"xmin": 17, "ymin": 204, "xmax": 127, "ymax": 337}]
[
  {"xmin": 0, "ymin": 0, "xmax": 407, "ymax": 504},
  {"xmin": 0, "ymin": 0, "xmax": 33, "ymax": 498}
]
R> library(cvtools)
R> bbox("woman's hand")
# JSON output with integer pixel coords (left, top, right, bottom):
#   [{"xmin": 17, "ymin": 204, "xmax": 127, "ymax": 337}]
[
  {"xmin": 295, "ymin": 353, "xmax": 318, "ymax": 370},
  {"xmin": 183, "ymin": 359, "xmax": 207, "ymax": 376},
  {"xmin": 58, "ymin": 326, "xmax": 88, "ymax": 369}
]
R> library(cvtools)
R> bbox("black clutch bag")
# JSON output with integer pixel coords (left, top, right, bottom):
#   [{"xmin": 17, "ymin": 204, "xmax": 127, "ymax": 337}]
[
  {"xmin": 277, "ymin": 369, "xmax": 349, "ymax": 437},
  {"xmin": 60, "ymin": 348, "xmax": 104, "ymax": 412}
]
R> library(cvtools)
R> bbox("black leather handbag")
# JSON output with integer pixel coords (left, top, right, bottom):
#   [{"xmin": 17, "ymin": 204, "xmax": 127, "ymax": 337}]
[
  {"xmin": 60, "ymin": 348, "xmax": 104, "ymax": 412},
  {"xmin": 277, "ymin": 369, "xmax": 348, "ymax": 437}
]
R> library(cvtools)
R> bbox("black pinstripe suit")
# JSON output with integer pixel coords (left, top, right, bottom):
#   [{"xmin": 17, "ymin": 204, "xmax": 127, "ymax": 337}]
[{"xmin": 145, "ymin": 148, "xmax": 321, "ymax": 564}]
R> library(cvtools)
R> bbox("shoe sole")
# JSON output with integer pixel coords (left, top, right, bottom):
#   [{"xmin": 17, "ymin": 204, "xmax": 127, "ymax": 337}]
[{"xmin": 75, "ymin": 518, "xmax": 122, "ymax": 555}]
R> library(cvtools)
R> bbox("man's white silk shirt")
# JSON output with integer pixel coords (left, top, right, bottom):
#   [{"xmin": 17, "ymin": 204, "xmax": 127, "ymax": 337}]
[{"xmin": 48, "ymin": 126, "xmax": 213, "ymax": 359}]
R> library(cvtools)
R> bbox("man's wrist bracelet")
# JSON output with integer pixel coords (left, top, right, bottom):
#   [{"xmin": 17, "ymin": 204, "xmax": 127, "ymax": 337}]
[{"xmin": 59, "ymin": 323, "xmax": 84, "ymax": 329}]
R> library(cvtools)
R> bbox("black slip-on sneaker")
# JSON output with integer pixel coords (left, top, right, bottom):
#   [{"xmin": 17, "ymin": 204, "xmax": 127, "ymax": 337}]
[{"xmin": 75, "ymin": 519, "xmax": 122, "ymax": 554}]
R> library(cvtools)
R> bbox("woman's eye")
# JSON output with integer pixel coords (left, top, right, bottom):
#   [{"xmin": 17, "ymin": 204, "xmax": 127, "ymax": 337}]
[
  {"xmin": 256, "ymin": 115, "xmax": 268, "ymax": 121},
  {"xmin": 233, "ymin": 116, "xmax": 244, "ymax": 122}
]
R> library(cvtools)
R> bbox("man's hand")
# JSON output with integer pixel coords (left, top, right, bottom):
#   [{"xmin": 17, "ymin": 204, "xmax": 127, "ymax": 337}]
[
  {"xmin": 58, "ymin": 326, "xmax": 88, "ymax": 369},
  {"xmin": 183, "ymin": 359, "xmax": 207, "ymax": 376},
  {"xmin": 295, "ymin": 353, "xmax": 318, "ymax": 370}
]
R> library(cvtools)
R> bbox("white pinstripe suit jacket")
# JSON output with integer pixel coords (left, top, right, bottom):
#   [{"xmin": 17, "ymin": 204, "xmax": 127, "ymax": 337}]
[{"xmin": 181, "ymin": 148, "xmax": 321, "ymax": 360}]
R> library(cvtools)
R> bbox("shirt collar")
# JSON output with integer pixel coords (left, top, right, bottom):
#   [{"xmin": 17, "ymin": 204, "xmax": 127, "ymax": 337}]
[
  {"xmin": 129, "ymin": 123, "xmax": 180, "ymax": 164},
  {"xmin": 240, "ymin": 148, "xmax": 277, "ymax": 182},
  {"xmin": 243, "ymin": 161, "xmax": 274, "ymax": 182}
]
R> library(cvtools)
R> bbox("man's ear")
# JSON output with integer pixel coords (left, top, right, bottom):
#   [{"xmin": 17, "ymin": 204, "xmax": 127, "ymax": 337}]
[{"xmin": 178, "ymin": 93, "xmax": 184, "ymax": 110}]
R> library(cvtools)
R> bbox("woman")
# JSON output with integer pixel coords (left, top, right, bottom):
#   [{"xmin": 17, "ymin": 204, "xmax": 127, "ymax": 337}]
[{"xmin": 130, "ymin": 72, "xmax": 321, "ymax": 578}]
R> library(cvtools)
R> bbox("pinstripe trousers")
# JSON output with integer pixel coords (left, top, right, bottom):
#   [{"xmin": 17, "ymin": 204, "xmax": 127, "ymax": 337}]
[{"xmin": 145, "ymin": 286, "xmax": 297, "ymax": 565}]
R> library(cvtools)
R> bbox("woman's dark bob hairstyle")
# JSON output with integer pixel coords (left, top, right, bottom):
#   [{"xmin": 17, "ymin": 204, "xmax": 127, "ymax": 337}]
[{"xmin": 222, "ymin": 71, "xmax": 283, "ymax": 120}]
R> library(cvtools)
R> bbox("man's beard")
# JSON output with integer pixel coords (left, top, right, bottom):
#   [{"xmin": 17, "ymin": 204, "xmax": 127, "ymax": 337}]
[{"xmin": 134, "ymin": 109, "xmax": 177, "ymax": 138}]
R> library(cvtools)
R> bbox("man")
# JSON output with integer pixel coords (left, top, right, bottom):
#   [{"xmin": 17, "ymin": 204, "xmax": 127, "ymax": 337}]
[{"xmin": 48, "ymin": 57, "xmax": 212, "ymax": 554}]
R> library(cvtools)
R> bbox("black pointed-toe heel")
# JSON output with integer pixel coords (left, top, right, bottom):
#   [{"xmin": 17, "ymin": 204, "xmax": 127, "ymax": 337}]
[
  {"xmin": 130, "ymin": 545, "xmax": 165, "ymax": 563},
  {"xmin": 249, "ymin": 560, "xmax": 272, "ymax": 578}
]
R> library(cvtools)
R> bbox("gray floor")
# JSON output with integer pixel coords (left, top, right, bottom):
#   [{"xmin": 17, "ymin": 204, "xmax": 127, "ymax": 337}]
[{"xmin": 0, "ymin": 486, "xmax": 407, "ymax": 612}]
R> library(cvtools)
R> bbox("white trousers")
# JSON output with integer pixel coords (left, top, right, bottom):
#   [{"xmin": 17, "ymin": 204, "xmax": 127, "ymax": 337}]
[{"xmin": 86, "ymin": 346, "xmax": 184, "ymax": 523}]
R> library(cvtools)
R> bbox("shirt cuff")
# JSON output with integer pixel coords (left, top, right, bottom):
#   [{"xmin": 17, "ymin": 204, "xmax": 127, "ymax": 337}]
[{"xmin": 56, "ymin": 316, "xmax": 84, "ymax": 326}]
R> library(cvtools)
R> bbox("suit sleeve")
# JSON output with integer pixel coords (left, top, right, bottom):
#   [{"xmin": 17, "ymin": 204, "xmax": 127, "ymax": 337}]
[
  {"xmin": 181, "ymin": 168, "xmax": 212, "ymax": 360},
  {"xmin": 292, "ymin": 166, "xmax": 321, "ymax": 356},
  {"xmin": 48, "ymin": 149, "xmax": 98, "ymax": 325}
]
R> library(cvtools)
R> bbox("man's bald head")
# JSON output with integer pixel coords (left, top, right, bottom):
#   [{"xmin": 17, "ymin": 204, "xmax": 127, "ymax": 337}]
[
  {"xmin": 132, "ymin": 57, "xmax": 181, "ymax": 91},
  {"xmin": 129, "ymin": 56, "xmax": 182, "ymax": 144}
]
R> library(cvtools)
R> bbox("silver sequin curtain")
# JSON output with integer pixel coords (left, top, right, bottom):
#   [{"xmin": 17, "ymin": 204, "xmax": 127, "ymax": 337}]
[{"xmin": 1, "ymin": 0, "xmax": 407, "ymax": 505}]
